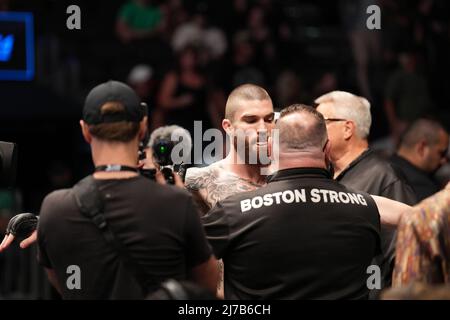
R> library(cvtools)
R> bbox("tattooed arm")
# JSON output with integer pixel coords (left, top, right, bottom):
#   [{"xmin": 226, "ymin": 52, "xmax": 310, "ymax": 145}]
[{"xmin": 185, "ymin": 166, "xmax": 217, "ymax": 215}]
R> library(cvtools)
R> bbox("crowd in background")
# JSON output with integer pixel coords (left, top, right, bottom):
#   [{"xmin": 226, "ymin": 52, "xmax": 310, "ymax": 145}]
[{"xmin": 1, "ymin": 0, "xmax": 450, "ymax": 299}]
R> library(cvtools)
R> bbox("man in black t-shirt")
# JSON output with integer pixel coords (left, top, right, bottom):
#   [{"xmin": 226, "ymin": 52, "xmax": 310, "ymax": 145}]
[
  {"xmin": 203, "ymin": 105, "xmax": 410, "ymax": 300},
  {"xmin": 390, "ymin": 118, "xmax": 449, "ymax": 202},
  {"xmin": 36, "ymin": 81, "xmax": 218, "ymax": 299}
]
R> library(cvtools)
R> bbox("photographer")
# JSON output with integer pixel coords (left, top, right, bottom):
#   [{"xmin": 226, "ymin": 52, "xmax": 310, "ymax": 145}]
[
  {"xmin": 1, "ymin": 81, "xmax": 218, "ymax": 299},
  {"xmin": 140, "ymin": 125, "xmax": 192, "ymax": 184}
]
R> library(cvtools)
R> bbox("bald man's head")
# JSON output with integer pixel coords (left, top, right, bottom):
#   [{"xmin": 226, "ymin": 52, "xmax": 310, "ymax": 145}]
[
  {"xmin": 400, "ymin": 119, "xmax": 447, "ymax": 149},
  {"xmin": 277, "ymin": 104, "xmax": 328, "ymax": 152},
  {"xmin": 398, "ymin": 118, "xmax": 449, "ymax": 173},
  {"xmin": 225, "ymin": 84, "xmax": 272, "ymax": 122}
]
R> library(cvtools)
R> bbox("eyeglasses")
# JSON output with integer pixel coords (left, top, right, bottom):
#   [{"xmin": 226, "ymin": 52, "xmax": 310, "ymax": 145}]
[{"xmin": 324, "ymin": 118, "xmax": 347, "ymax": 123}]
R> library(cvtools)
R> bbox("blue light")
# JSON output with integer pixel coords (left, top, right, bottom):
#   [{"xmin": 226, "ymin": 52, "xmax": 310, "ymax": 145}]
[
  {"xmin": 0, "ymin": 34, "xmax": 14, "ymax": 62},
  {"xmin": 0, "ymin": 12, "xmax": 34, "ymax": 81}
]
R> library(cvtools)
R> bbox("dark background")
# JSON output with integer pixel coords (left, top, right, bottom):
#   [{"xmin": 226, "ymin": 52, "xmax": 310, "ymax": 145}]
[{"xmin": 0, "ymin": 0, "xmax": 449, "ymax": 299}]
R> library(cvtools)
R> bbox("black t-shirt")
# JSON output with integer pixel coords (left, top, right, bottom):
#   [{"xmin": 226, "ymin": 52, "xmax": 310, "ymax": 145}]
[
  {"xmin": 390, "ymin": 154, "xmax": 440, "ymax": 202},
  {"xmin": 203, "ymin": 168, "xmax": 381, "ymax": 300},
  {"xmin": 37, "ymin": 175, "xmax": 212, "ymax": 299}
]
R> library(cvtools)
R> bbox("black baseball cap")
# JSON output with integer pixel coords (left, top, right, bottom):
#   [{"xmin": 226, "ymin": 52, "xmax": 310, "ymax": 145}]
[{"xmin": 83, "ymin": 80, "xmax": 146, "ymax": 125}]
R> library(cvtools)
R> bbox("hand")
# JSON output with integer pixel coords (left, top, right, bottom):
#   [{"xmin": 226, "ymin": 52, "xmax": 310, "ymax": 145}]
[
  {"xmin": 155, "ymin": 169, "xmax": 185, "ymax": 188},
  {"xmin": 0, "ymin": 213, "xmax": 39, "ymax": 252},
  {"xmin": 0, "ymin": 230, "xmax": 37, "ymax": 252}
]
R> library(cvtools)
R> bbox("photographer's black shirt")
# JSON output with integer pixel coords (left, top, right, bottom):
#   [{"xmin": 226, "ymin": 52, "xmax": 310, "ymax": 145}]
[
  {"xmin": 203, "ymin": 168, "xmax": 381, "ymax": 300},
  {"xmin": 37, "ymin": 175, "xmax": 212, "ymax": 299}
]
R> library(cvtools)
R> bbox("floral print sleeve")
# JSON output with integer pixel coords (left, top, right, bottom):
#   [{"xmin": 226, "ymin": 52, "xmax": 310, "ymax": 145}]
[{"xmin": 393, "ymin": 185, "xmax": 450, "ymax": 287}]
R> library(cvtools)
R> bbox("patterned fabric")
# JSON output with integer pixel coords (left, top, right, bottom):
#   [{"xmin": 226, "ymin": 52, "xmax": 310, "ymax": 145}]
[{"xmin": 392, "ymin": 184, "xmax": 450, "ymax": 286}]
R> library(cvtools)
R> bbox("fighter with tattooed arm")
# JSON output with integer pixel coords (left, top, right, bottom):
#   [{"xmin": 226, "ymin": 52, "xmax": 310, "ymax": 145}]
[
  {"xmin": 185, "ymin": 84, "xmax": 275, "ymax": 214},
  {"xmin": 184, "ymin": 84, "xmax": 276, "ymax": 297}
]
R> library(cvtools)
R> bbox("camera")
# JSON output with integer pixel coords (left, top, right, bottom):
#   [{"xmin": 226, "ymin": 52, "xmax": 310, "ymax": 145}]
[
  {"xmin": 0, "ymin": 141, "xmax": 18, "ymax": 188},
  {"xmin": 151, "ymin": 137, "xmax": 178, "ymax": 184},
  {"xmin": 140, "ymin": 126, "xmax": 191, "ymax": 184},
  {"xmin": 140, "ymin": 138, "xmax": 185, "ymax": 185}
]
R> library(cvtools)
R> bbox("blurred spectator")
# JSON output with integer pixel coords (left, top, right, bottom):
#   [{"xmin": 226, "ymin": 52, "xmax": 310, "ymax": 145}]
[
  {"xmin": 384, "ymin": 51, "xmax": 433, "ymax": 142},
  {"xmin": 163, "ymin": 0, "xmax": 190, "ymax": 36},
  {"xmin": 229, "ymin": 31, "xmax": 265, "ymax": 88},
  {"xmin": 222, "ymin": 0, "xmax": 250, "ymax": 35},
  {"xmin": 172, "ymin": 11, "xmax": 227, "ymax": 62},
  {"xmin": 246, "ymin": 4, "xmax": 279, "ymax": 84},
  {"xmin": 258, "ymin": 0, "xmax": 292, "ymax": 42},
  {"xmin": 275, "ymin": 70, "xmax": 308, "ymax": 110},
  {"xmin": 413, "ymin": 0, "xmax": 450, "ymax": 109},
  {"xmin": 116, "ymin": 0, "xmax": 166, "ymax": 44},
  {"xmin": 393, "ymin": 183, "xmax": 450, "ymax": 287},
  {"xmin": 312, "ymin": 72, "xmax": 339, "ymax": 99},
  {"xmin": 128, "ymin": 64, "xmax": 155, "ymax": 101},
  {"xmin": 157, "ymin": 46, "xmax": 214, "ymax": 137},
  {"xmin": 339, "ymin": 0, "xmax": 382, "ymax": 101},
  {"xmin": 380, "ymin": 0, "xmax": 415, "ymax": 64},
  {"xmin": 247, "ymin": 5, "xmax": 271, "ymax": 46},
  {"xmin": 127, "ymin": 64, "xmax": 162, "ymax": 131},
  {"xmin": 390, "ymin": 118, "xmax": 449, "ymax": 201}
]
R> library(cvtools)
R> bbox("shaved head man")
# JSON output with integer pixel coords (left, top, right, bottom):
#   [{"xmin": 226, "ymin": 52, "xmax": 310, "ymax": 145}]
[
  {"xmin": 185, "ymin": 84, "xmax": 275, "ymax": 213},
  {"xmin": 184, "ymin": 84, "xmax": 275, "ymax": 297}
]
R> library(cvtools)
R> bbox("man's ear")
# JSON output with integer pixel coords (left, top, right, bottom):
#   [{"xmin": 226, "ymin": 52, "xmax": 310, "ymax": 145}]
[
  {"xmin": 138, "ymin": 116, "xmax": 148, "ymax": 141},
  {"xmin": 343, "ymin": 121, "xmax": 355, "ymax": 140},
  {"xmin": 222, "ymin": 119, "xmax": 233, "ymax": 136},
  {"xmin": 323, "ymin": 139, "xmax": 332, "ymax": 159},
  {"xmin": 417, "ymin": 140, "xmax": 427, "ymax": 157},
  {"xmin": 323, "ymin": 139, "xmax": 335, "ymax": 176},
  {"xmin": 80, "ymin": 120, "xmax": 92, "ymax": 144}
]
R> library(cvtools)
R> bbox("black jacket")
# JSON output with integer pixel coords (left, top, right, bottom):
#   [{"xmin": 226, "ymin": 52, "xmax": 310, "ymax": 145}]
[
  {"xmin": 336, "ymin": 149, "xmax": 417, "ymax": 205},
  {"xmin": 390, "ymin": 154, "xmax": 440, "ymax": 202},
  {"xmin": 336, "ymin": 149, "xmax": 416, "ymax": 296}
]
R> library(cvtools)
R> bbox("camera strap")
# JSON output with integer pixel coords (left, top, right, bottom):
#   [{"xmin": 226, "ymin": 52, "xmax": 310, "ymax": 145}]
[
  {"xmin": 72, "ymin": 175, "xmax": 153, "ymax": 296},
  {"xmin": 94, "ymin": 165, "xmax": 139, "ymax": 173}
]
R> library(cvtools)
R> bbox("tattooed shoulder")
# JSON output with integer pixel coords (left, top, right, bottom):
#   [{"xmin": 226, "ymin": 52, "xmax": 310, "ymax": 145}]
[
  {"xmin": 185, "ymin": 164, "xmax": 263, "ymax": 209},
  {"xmin": 185, "ymin": 165, "xmax": 219, "ymax": 192}
]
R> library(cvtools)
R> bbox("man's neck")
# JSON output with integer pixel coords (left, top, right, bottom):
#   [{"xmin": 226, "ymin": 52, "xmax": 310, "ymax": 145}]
[
  {"xmin": 222, "ymin": 151, "xmax": 267, "ymax": 185},
  {"xmin": 333, "ymin": 140, "xmax": 369, "ymax": 178},
  {"xmin": 91, "ymin": 139, "xmax": 140, "ymax": 180},
  {"xmin": 276, "ymin": 151, "xmax": 327, "ymax": 172},
  {"xmin": 397, "ymin": 148, "xmax": 421, "ymax": 170}
]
